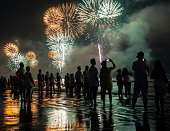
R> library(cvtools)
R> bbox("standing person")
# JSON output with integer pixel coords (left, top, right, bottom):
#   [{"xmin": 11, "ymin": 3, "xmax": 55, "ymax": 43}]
[
  {"xmin": 45, "ymin": 72, "xmax": 49, "ymax": 92},
  {"xmin": 132, "ymin": 51, "xmax": 149, "ymax": 110},
  {"xmin": 122, "ymin": 68, "xmax": 132, "ymax": 99},
  {"xmin": 16, "ymin": 63, "xmax": 26, "ymax": 101},
  {"xmin": 37, "ymin": 69, "xmax": 44, "ymax": 93},
  {"xmin": 116, "ymin": 69, "xmax": 123, "ymax": 100},
  {"xmin": 89, "ymin": 58, "xmax": 99, "ymax": 106},
  {"xmin": 56, "ymin": 73, "xmax": 61, "ymax": 94},
  {"xmin": 25, "ymin": 66, "xmax": 35, "ymax": 102},
  {"xmin": 151, "ymin": 60, "xmax": 169, "ymax": 113},
  {"xmin": 83, "ymin": 65, "xmax": 90, "ymax": 100},
  {"xmin": 69, "ymin": 73, "xmax": 75, "ymax": 97},
  {"xmin": 49, "ymin": 73, "xmax": 55, "ymax": 93},
  {"xmin": 75, "ymin": 66, "xmax": 83, "ymax": 98},
  {"xmin": 65, "ymin": 73, "xmax": 69, "ymax": 95},
  {"xmin": 100, "ymin": 59, "xmax": 116, "ymax": 107}
]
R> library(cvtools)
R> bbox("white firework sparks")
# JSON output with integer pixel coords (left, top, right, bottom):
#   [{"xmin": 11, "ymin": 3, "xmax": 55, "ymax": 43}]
[
  {"xmin": 79, "ymin": 0, "xmax": 123, "ymax": 28},
  {"xmin": 8, "ymin": 53, "xmax": 28, "ymax": 71},
  {"xmin": 46, "ymin": 34, "xmax": 73, "ymax": 70}
]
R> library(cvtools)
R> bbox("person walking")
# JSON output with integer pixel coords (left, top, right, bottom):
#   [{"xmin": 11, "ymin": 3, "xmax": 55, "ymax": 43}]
[
  {"xmin": 151, "ymin": 60, "xmax": 169, "ymax": 113},
  {"xmin": 132, "ymin": 51, "xmax": 149, "ymax": 110},
  {"xmin": 89, "ymin": 58, "xmax": 99, "ymax": 106},
  {"xmin": 100, "ymin": 59, "xmax": 116, "ymax": 107}
]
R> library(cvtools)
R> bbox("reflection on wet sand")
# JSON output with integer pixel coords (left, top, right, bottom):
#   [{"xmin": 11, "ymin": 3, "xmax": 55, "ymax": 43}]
[{"xmin": 0, "ymin": 88, "xmax": 170, "ymax": 131}]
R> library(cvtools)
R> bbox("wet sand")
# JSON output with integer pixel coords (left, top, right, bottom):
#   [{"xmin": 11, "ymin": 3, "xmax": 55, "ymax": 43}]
[{"xmin": 0, "ymin": 85, "xmax": 170, "ymax": 131}]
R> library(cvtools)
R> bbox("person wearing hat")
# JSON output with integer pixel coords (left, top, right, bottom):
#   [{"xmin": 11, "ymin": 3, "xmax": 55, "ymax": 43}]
[{"xmin": 132, "ymin": 51, "xmax": 149, "ymax": 110}]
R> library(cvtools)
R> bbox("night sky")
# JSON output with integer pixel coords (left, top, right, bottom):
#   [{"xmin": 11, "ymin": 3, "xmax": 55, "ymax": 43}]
[{"xmin": 0, "ymin": 0, "xmax": 170, "ymax": 77}]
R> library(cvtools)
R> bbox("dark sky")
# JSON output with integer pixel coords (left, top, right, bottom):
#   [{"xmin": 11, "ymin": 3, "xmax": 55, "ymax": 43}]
[{"xmin": 0, "ymin": 0, "xmax": 167, "ymax": 42}]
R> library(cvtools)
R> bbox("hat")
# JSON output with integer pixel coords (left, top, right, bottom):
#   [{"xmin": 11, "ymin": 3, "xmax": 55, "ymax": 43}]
[{"xmin": 136, "ymin": 51, "xmax": 144, "ymax": 58}]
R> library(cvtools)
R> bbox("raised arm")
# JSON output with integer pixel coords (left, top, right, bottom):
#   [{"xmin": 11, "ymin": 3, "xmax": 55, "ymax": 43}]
[{"xmin": 109, "ymin": 59, "xmax": 116, "ymax": 70}]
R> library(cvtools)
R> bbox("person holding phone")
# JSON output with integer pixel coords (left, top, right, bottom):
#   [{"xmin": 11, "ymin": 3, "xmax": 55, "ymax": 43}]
[{"xmin": 100, "ymin": 58, "xmax": 116, "ymax": 107}]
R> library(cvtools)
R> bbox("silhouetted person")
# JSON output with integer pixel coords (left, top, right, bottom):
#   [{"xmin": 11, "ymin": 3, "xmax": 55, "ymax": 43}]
[
  {"xmin": 69, "ymin": 73, "xmax": 75, "ymax": 97},
  {"xmin": 16, "ymin": 62, "xmax": 26, "ymax": 101},
  {"xmin": 132, "ymin": 51, "xmax": 149, "ymax": 110},
  {"xmin": 37, "ymin": 69, "xmax": 44, "ymax": 93},
  {"xmin": 45, "ymin": 71, "xmax": 49, "ymax": 92},
  {"xmin": 122, "ymin": 68, "xmax": 132, "ymax": 99},
  {"xmin": 116, "ymin": 69, "xmax": 123, "ymax": 100},
  {"xmin": 56, "ymin": 73, "xmax": 61, "ymax": 94},
  {"xmin": 83, "ymin": 65, "xmax": 90, "ymax": 100},
  {"xmin": 25, "ymin": 66, "xmax": 35, "ymax": 102},
  {"xmin": 151, "ymin": 60, "xmax": 169, "ymax": 113},
  {"xmin": 49, "ymin": 73, "xmax": 55, "ymax": 93},
  {"xmin": 65, "ymin": 73, "xmax": 70, "ymax": 95},
  {"xmin": 75, "ymin": 66, "xmax": 83, "ymax": 98},
  {"xmin": 100, "ymin": 59, "xmax": 116, "ymax": 107},
  {"xmin": 89, "ymin": 58, "xmax": 99, "ymax": 106}
]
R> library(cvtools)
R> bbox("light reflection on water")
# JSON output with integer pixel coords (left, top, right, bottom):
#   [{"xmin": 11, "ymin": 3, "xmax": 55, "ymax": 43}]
[
  {"xmin": 47, "ymin": 108, "xmax": 75, "ymax": 130},
  {"xmin": 0, "ymin": 86, "xmax": 170, "ymax": 131}
]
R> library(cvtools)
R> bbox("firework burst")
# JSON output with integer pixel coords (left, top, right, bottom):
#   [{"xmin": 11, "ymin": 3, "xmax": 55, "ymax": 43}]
[
  {"xmin": 46, "ymin": 34, "xmax": 73, "ymax": 70},
  {"xmin": 79, "ymin": 0, "xmax": 123, "ymax": 28},
  {"xmin": 44, "ymin": 3, "xmax": 86, "ymax": 40},
  {"xmin": 43, "ymin": 7, "xmax": 63, "ymax": 26},
  {"xmin": 45, "ymin": 24, "xmax": 63, "ymax": 40},
  {"xmin": 25, "ymin": 51, "xmax": 36, "ymax": 61},
  {"xmin": 48, "ymin": 50, "xmax": 58, "ymax": 59},
  {"xmin": 8, "ymin": 53, "xmax": 28, "ymax": 71},
  {"xmin": 29, "ymin": 59, "xmax": 38, "ymax": 68},
  {"xmin": 58, "ymin": 2, "xmax": 86, "ymax": 39},
  {"xmin": 4, "ymin": 43, "xmax": 19, "ymax": 57}
]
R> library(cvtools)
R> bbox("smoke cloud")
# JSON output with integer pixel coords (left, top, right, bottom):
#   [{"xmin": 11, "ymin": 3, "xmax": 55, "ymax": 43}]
[{"xmin": 64, "ymin": 2, "xmax": 170, "ymax": 76}]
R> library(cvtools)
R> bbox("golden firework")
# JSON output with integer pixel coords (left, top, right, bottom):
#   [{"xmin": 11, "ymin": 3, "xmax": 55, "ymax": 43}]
[
  {"xmin": 44, "ymin": 3, "xmax": 86, "ymax": 40},
  {"xmin": 25, "ymin": 51, "xmax": 36, "ymax": 61},
  {"xmin": 48, "ymin": 50, "xmax": 58, "ymax": 58},
  {"xmin": 43, "ymin": 7, "xmax": 63, "ymax": 26},
  {"xmin": 58, "ymin": 2, "xmax": 86, "ymax": 39},
  {"xmin": 4, "ymin": 43, "xmax": 19, "ymax": 57},
  {"xmin": 29, "ymin": 59, "xmax": 38, "ymax": 68},
  {"xmin": 45, "ymin": 24, "xmax": 63, "ymax": 40}
]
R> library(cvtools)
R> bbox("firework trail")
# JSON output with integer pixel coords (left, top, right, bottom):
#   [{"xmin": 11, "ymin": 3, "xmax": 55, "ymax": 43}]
[
  {"xmin": 46, "ymin": 35, "xmax": 73, "ymax": 71},
  {"xmin": 79, "ymin": 0, "xmax": 123, "ymax": 62}
]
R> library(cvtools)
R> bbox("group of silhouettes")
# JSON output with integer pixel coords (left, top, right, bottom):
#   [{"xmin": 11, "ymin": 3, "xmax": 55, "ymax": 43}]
[{"xmin": 1, "ymin": 51, "xmax": 169, "ymax": 113}]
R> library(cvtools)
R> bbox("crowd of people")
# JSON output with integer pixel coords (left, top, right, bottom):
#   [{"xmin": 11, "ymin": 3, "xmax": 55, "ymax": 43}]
[{"xmin": 0, "ymin": 51, "xmax": 169, "ymax": 113}]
